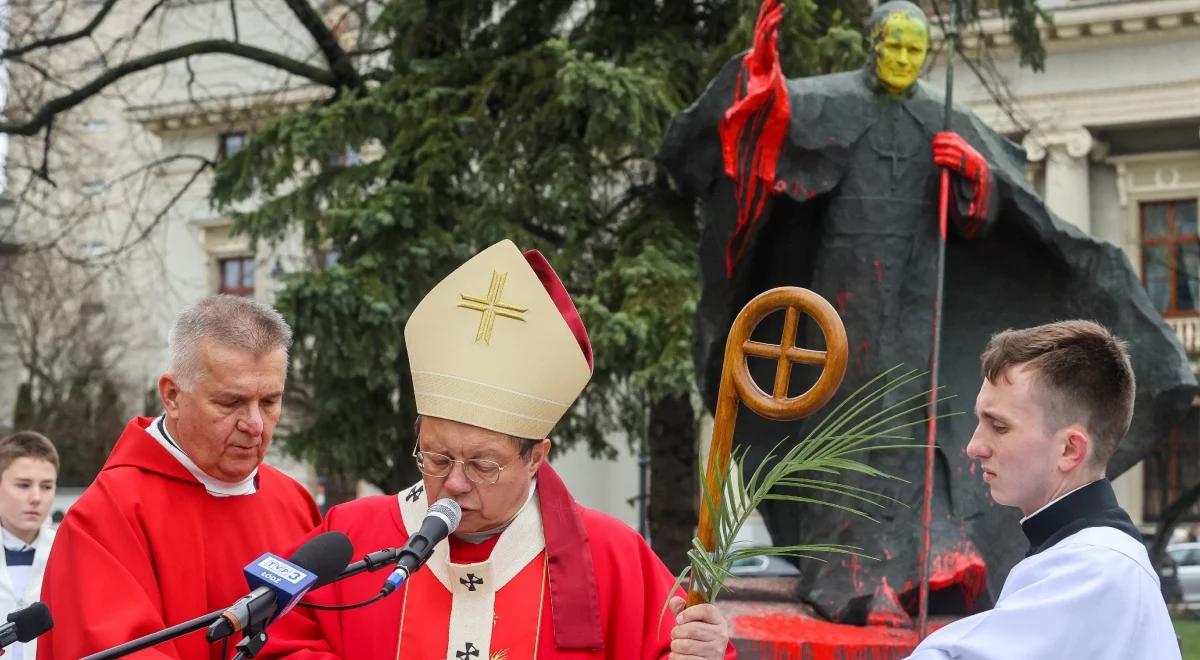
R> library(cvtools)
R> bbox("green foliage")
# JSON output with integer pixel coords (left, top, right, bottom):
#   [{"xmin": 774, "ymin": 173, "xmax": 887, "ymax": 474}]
[
  {"xmin": 679, "ymin": 367, "xmax": 943, "ymax": 604},
  {"xmin": 938, "ymin": 0, "xmax": 1051, "ymax": 72},
  {"xmin": 12, "ymin": 360, "xmax": 125, "ymax": 487},
  {"xmin": 207, "ymin": 0, "xmax": 1014, "ymax": 490},
  {"xmin": 993, "ymin": 0, "xmax": 1051, "ymax": 71}
]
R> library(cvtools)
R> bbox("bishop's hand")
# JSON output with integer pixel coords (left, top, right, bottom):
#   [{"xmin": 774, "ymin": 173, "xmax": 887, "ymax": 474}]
[{"xmin": 667, "ymin": 595, "xmax": 730, "ymax": 660}]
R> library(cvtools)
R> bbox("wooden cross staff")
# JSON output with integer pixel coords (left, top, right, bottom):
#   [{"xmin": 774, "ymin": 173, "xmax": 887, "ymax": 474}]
[{"xmin": 687, "ymin": 286, "xmax": 849, "ymax": 606}]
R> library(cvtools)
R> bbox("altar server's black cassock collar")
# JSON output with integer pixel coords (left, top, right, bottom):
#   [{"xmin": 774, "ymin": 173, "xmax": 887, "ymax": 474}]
[{"xmin": 1020, "ymin": 479, "xmax": 1141, "ymax": 556}]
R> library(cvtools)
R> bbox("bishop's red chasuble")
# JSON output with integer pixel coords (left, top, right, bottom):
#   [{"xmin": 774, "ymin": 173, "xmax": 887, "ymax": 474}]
[{"xmin": 263, "ymin": 464, "xmax": 736, "ymax": 659}]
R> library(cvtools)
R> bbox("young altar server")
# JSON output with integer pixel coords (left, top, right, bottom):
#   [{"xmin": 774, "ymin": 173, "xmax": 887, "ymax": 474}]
[{"xmin": 907, "ymin": 321, "xmax": 1180, "ymax": 659}]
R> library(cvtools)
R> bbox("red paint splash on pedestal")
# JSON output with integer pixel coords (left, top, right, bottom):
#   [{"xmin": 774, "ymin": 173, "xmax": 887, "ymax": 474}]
[
  {"xmin": 725, "ymin": 601, "xmax": 954, "ymax": 660},
  {"xmin": 928, "ymin": 542, "xmax": 988, "ymax": 611}
]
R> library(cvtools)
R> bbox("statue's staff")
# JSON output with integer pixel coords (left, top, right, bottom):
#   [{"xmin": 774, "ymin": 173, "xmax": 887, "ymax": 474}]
[
  {"xmin": 919, "ymin": 0, "xmax": 961, "ymax": 640},
  {"xmin": 686, "ymin": 287, "xmax": 848, "ymax": 606}
]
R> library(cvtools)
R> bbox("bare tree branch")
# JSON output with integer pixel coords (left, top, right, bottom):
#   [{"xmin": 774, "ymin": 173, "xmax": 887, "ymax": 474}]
[
  {"xmin": 3, "ymin": 0, "xmax": 121, "ymax": 59},
  {"xmin": 67, "ymin": 158, "xmax": 212, "ymax": 266},
  {"xmin": 36, "ymin": 120, "xmax": 55, "ymax": 186},
  {"xmin": 107, "ymin": 0, "xmax": 170, "ymax": 59},
  {"xmin": 230, "ymin": 0, "xmax": 242, "ymax": 43},
  {"xmin": 22, "ymin": 154, "xmax": 216, "ymax": 260},
  {"xmin": 281, "ymin": 0, "xmax": 363, "ymax": 90},
  {"xmin": 348, "ymin": 45, "xmax": 390, "ymax": 58},
  {"xmin": 5, "ymin": 55, "xmax": 73, "ymax": 90},
  {"xmin": 0, "ymin": 40, "xmax": 338, "ymax": 136}
]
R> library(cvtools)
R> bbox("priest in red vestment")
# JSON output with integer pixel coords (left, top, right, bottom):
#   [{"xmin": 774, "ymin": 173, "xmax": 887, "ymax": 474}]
[
  {"xmin": 38, "ymin": 296, "xmax": 322, "ymax": 659},
  {"xmin": 263, "ymin": 239, "xmax": 734, "ymax": 659}
]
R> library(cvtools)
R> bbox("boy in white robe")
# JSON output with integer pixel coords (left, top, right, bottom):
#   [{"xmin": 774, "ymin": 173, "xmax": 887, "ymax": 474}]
[
  {"xmin": 0, "ymin": 431, "xmax": 58, "ymax": 660},
  {"xmin": 907, "ymin": 320, "xmax": 1180, "ymax": 660}
]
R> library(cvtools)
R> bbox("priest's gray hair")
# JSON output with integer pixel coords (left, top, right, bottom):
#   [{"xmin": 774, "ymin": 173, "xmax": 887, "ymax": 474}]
[{"xmin": 168, "ymin": 295, "xmax": 293, "ymax": 390}]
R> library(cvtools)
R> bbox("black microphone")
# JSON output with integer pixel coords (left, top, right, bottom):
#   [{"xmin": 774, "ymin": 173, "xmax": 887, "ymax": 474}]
[
  {"xmin": 206, "ymin": 531, "xmax": 353, "ymax": 642},
  {"xmin": 0, "ymin": 601, "xmax": 52, "ymax": 648},
  {"xmin": 381, "ymin": 498, "xmax": 461, "ymax": 594}
]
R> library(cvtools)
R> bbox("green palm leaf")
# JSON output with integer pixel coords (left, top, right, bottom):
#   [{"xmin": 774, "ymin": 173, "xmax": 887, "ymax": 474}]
[{"xmin": 680, "ymin": 365, "xmax": 955, "ymax": 605}]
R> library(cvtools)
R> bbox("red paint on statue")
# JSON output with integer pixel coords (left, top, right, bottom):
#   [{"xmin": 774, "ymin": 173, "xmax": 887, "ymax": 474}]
[
  {"xmin": 874, "ymin": 259, "xmax": 883, "ymax": 283},
  {"xmin": 867, "ymin": 579, "xmax": 911, "ymax": 629},
  {"xmin": 928, "ymin": 542, "xmax": 988, "ymax": 611},
  {"xmin": 720, "ymin": 0, "xmax": 791, "ymax": 277}
]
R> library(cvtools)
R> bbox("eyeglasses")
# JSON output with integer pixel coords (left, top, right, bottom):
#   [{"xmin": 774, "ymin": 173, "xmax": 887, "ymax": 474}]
[{"xmin": 412, "ymin": 445, "xmax": 512, "ymax": 485}]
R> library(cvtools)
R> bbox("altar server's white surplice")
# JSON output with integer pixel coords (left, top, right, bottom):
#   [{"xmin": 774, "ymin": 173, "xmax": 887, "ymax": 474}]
[{"xmin": 908, "ymin": 526, "xmax": 1179, "ymax": 660}]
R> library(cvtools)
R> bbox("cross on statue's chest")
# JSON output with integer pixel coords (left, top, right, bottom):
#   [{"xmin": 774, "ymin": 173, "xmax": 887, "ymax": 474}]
[
  {"xmin": 869, "ymin": 105, "xmax": 922, "ymax": 194},
  {"xmin": 460, "ymin": 573, "xmax": 484, "ymax": 591}
]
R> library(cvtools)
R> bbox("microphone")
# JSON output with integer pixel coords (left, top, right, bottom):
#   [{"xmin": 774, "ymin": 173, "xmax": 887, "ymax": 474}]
[
  {"xmin": 381, "ymin": 498, "xmax": 461, "ymax": 595},
  {"xmin": 0, "ymin": 602, "xmax": 52, "ymax": 648},
  {"xmin": 206, "ymin": 531, "xmax": 353, "ymax": 642}
]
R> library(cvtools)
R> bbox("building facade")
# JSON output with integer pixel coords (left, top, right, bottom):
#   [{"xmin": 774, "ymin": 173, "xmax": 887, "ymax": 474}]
[
  {"xmin": 0, "ymin": 0, "xmax": 644, "ymax": 525},
  {"xmin": 929, "ymin": 0, "xmax": 1200, "ymax": 526}
]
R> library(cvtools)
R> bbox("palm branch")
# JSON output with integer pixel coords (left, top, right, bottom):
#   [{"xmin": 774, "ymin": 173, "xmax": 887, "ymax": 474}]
[{"xmin": 677, "ymin": 365, "xmax": 954, "ymax": 605}]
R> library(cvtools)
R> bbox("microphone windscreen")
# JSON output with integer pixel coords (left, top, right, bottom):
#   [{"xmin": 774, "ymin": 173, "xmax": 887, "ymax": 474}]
[
  {"xmin": 7, "ymin": 601, "xmax": 52, "ymax": 643},
  {"xmin": 289, "ymin": 531, "xmax": 354, "ymax": 588},
  {"xmin": 429, "ymin": 498, "xmax": 462, "ymax": 533}
]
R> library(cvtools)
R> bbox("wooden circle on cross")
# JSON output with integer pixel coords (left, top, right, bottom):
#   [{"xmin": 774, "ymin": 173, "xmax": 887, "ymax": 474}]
[{"xmin": 725, "ymin": 287, "xmax": 848, "ymax": 420}]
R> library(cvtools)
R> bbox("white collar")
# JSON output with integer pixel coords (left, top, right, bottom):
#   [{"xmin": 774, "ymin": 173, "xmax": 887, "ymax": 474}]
[
  {"xmin": 1019, "ymin": 478, "xmax": 1101, "ymax": 524},
  {"xmin": 0, "ymin": 526, "xmax": 37, "ymax": 552},
  {"xmin": 148, "ymin": 415, "xmax": 258, "ymax": 497}
]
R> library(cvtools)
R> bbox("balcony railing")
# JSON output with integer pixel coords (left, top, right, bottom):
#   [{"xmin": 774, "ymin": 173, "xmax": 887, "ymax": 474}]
[{"xmin": 1164, "ymin": 316, "xmax": 1200, "ymax": 356}]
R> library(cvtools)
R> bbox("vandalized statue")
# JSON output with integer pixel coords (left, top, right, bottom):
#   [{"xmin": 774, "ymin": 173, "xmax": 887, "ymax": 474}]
[{"xmin": 661, "ymin": 0, "xmax": 1194, "ymax": 625}]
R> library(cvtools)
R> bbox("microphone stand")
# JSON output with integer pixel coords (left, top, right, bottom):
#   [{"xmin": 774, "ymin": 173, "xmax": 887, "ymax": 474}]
[
  {"xmin": 82, "ymin": 548, "xmax": 405, "ymax": 660},
  {"xmin": 230, "ymin": 621, "xmax": 269, "ymax": 660},
  {"xmin": 336, "ymin": 547, "xmax": 403, "ymax": 579},
  {"xmin": 82, "ymin": 610, "xmax": 224, "ymax": 660}
]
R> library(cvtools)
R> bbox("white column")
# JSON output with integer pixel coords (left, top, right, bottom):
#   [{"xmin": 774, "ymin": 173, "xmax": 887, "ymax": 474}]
[
  {"xmin": 1112, "ymin": 461, "xmax": 1146, "ymax": 526},
  {"xmin": 1023, "ymin": 128, "xmax": 1097, "ymax": 234}
]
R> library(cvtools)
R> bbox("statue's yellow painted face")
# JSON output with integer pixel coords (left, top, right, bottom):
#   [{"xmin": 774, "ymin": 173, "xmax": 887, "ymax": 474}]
[{"xmin": 872, "ymin": 12, "xmax": 928, "ymax": 95}]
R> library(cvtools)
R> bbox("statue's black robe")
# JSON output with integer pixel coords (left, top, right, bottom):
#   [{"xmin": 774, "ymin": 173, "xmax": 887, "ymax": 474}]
[{"xmin": 660, "ymin": 57, "xmax": 1195, "ymax": 624}]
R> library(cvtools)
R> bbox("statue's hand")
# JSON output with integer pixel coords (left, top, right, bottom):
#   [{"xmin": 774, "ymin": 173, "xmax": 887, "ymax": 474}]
[
  {"xmin": 746, "ymin": 0, "xmax": 784, "ymax": 78},
  {"xmin": 932, "ymin": 131, "xmax": 987, "ymax": 183},
  {"xmin": 933, "ymin": 131, "xmax": 993, "ymax": 220}
]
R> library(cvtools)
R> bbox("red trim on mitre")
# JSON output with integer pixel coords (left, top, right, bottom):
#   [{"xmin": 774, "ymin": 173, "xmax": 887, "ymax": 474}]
[
  {"xmin": 523, "ymin": 249, "xmax": 594, "ymax": 371},
  {"xmin": 536, "ymin": 462, "xmax": 604, "ymax": 650}
]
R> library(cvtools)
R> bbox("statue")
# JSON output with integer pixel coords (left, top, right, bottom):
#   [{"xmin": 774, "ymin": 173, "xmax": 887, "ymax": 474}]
[{"xmin": 660, "ymin": 0, "xmax": 1195, "ymax": 625}]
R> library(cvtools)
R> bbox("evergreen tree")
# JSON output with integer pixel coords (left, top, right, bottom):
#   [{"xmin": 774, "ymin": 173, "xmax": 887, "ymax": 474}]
[{"xmin": 210, "ymin": 0, "xmax": 1041, "ymax": 568}]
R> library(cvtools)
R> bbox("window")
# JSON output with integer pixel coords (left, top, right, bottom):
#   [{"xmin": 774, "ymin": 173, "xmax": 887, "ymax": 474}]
[
  {"xmin": 78, "ymin": 240, "xmax": 107, "ymax": 256},
  {"xmin": 327, "ymin": 146, "xmax": 361, "ymax": 168},
  {"xmin": 318, "ymin": 249, "xmax": 340, "ymax": 270},
  {"xmin": 1144, "ymin": 406, "xmax": 1200, "ymax": 523},
  {"xmin": 218, "ymin": 132, "xmax": 248, "ymax": 160},
  {"xmin": 1141, "ymin": 199, "xmax": 1200, "ymax": 316},
  {"xmin": 219, "ymin": 256, "xmax": 255, "ymax": 297},
  {"xmin": 80, "ymin": 180, "xmax": 106, "ymax": 196}
]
